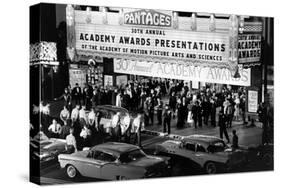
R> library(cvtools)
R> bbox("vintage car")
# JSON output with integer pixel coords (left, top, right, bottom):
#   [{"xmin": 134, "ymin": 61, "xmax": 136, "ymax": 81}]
[
  {"xmin": 30, "ymin": 131, "xmax": 68, "ymax": 167},
  {"xmin": 94, "ymin": 105, "xmax": 129, "ymax": 132},
  {"xmin": 58, "ymin": 142, "xmax": 170, "ymax": 180},
  {"xmin": 155, "ymin": 134, "xmax": 247, "ymax": 174}
]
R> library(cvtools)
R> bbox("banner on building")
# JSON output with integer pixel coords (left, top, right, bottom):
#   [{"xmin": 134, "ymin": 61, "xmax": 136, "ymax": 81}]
[
  {"xmin": 238, "ymin": 22, "xmax": 262, "ymax": 67},
  {"xmin": 104, "ymin": 75, "xmax": 113, "ymax": 87},
  {"xmin": 114, "ymin": 59, "xmax": 251, "ymax": 86},
  {"xmin": 69, "ymin": 68, "xmax": 87, "ymax": 88},
  {"xmin": 247, "ymin": 90, "xmax": 258, "ymax": 113},
  {"xmin": 116, "ymin": 75, "xmax": 128, "ymax": 86}
]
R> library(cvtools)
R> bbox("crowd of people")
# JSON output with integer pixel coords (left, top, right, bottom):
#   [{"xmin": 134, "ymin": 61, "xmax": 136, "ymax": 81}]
[{"xmin": 31, "ymin": 78, "xmax": 256, "ymax": 151}]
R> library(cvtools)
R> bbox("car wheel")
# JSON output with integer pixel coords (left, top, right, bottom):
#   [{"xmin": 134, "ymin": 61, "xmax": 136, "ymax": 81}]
[
  {"xmin": 66, "ymin": 165, "xmax": 78, "ymax": 179},
  {"xmin": 205, "ymin": 162, "xmax": 217, "ymax": 174},
  {"xmin": 262, "ymin": 153, "xmax": 273, "ymax": 167},
  {"xmin": 117, "ymin": 176, "xmax": 127, "ymax": 180}
]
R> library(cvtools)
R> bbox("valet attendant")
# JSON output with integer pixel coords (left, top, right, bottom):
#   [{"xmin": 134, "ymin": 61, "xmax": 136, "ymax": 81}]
[
  {"xmin": 66, "ymin": 128, "xmax": 77, "ymax": 153},
  {"xmin": 88, "ymin": 108, "xmax": 97, "ymax": 130},
  {"xmin": 80, "ymin": 125, "xmax": 92, "ymax": 148},
  {"xmin": 48, "ymin": 119, "xmax": 62, "ymax": 138},
  {"xmin": 121, "ymin": 113, "xmax": 131, "ymax": 143},
  {"xmin": 111, "ymin": 112, "xmax": 121, "ymax": 141},
  {"xmin": 131, "ymin": 114, "xmax": 142, "ymax": 146},
  {"xmin": 88, "ymin": 108, "xmax": 98, "ymax": 145},
  {"xmin": 60, "ymin": 106, "xmax": 70, "ymax": 126},
  {"xmin": 79, "ymin": 105, "xmax": 87, "ymax": 128},
  {"xmin": 71, "ymin": 105, "xmax": 80, "ymax": 138}
]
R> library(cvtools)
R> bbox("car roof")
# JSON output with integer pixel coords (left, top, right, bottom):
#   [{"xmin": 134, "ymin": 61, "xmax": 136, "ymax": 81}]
[
  {"xmin": 182, "ymin": 135, "xmax": 224, "ymax": 146},
  {"xmin": 95, "ymin": 105, "xmax": 129, "ymax": 114},
  {"xmin": 92, "ymin": 142, "xmax": 140, "ymax": 157}
]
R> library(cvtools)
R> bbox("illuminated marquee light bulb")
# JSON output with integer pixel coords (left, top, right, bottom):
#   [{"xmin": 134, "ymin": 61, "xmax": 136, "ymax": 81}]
[
  {"xmin": 119, "ymin": 8, "xmax": 124, "ymax": 25},
  {"xmin": 191, "ymin": 13, "xmax": 197, "ymax": 31},
  {"xmin": 86, "ymin": 7, "xmax": 92, "ymax": 23},
  {"xmin": 173, "ymin": 12, "xmax": 179, "ymax": 29},
  {"xmin": 66, "ymin": 4, "xmax": 74, "ymax": 26},
  {"xmin": 209, "ymin": 14, "xmax": 216, "ymax": 32},
  {"xmin": 102, "ymin": 7, "xmax": 108, "ymax": 24},
  {"xmin": 239, "ymin": 16, "xmax": 245, "ymax": 34}
]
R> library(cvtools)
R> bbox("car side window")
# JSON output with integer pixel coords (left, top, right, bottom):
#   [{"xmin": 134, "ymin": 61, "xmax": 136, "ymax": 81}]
[
  {"xmin": 196, "ymin": 144, "xmax": 206, "ymax": 153},
  {"xmin": 93, "ymin": 150, "xmax": 103, "ymax": 159},
  {"xmin": 185, "ymin": 143, "xmax": 196, "ymax": 152},
  {"xmin": 93, "ymin": 151, "xmax": 116, "ymax": 162}
]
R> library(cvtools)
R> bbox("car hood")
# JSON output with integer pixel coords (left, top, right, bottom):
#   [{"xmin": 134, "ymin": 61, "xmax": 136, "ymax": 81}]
[{"xmin": 128, "ymin": 155, "xmax": 165, "ymax": 168}]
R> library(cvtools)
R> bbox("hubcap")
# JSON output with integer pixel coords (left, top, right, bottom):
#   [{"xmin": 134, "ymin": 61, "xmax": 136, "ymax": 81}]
[
  {"xmin": 206, "ymin": 163, "xmax": 216, "ymax": 174},
  {"xmin": 67, "ymin": 166, "xmax": 76, "ymax": 178},
  {"xmin": 119, "ymin": 176, "xmax": 127, "ymax": 180}
]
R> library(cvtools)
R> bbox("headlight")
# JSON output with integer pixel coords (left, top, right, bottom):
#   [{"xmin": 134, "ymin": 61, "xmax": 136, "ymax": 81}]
[{"xmin": 39, "ymin": 152, "xmax": 51, "ymax": 160}]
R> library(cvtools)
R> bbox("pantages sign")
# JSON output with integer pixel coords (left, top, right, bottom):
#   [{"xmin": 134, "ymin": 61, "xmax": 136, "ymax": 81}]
[
  {"xmin": 123, "ymin": 9, "xmax": 172, "ymax": 27},
  {"xmin": 67, "ymin": 6, "xmax": 233, "ymax": 69}
]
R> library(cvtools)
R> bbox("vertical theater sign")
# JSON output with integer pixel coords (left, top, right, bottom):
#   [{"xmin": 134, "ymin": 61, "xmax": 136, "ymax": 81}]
[
  {"xmin": 66, "ymin": 5, "xmax": 251, "ymax": 87},
  {"xmin": 238, "ymin": 20, "xmax": 262, "ymax": 67}
]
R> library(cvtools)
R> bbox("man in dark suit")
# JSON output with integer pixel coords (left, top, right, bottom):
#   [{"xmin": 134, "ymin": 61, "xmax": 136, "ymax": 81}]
[
  {"xmin": 72, "ymin": 83, "xmax": 82, "ymax": 106},
  {"xmin": 169, "ymin": 91, "xmax": 177, "ymax": 118},
  {"xmin": 218, "ymin": 109, "xmax": 230, "ymax": 143},
  {"xmin": 91, "ymin": 89, "xmax": 99, "ymax": 107},
  {"xmin": 162, "ymin": 104, "xmax": 172, "ymax": 134},
  {"xmin": 155, "ymin": 97, "xmax": 163, "ymax": 125}
]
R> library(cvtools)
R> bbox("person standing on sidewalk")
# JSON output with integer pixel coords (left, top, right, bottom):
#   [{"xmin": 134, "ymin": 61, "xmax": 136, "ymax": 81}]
[
  {"xmin": 198, "ymin": 100, "xmax": 203, "ymax": 128},
  {"xmin": 66, "ymin": 128, "xmax": 77, "ymax": 153},
  {"xmin": 176, "ymin": 98, "xmax": 185, "ymax": 129},
  {"xmin": 218, "ymin": 109, "xmax": 230, "ymax": 143},
  {"xmin": 58, "ymin": 88, "xmax": 72, "ymax": 111},
  {"xmin": 60, "ymin": 106, "xmax": 70, "ymax": 126},
  {"xmin": 162, "ymin": 104, "xmax": 172, "ymax": 134},
  {"xmin": 192, "ymin": 101, "xmax": 199, "ymax": 128},
  {"xmin": 226, "ymin": 101, "xmax": 234, "ymax": 128},
  {"xmin": 144, "ymin": 96, "xmax": 154, "ymax": 126},
  {"xmin": 202, "ymin": 97, "xmax": 211, "ymax": 126},
  {"xmin": 48, "ymin": 119, "xmax": 62, "ymax": 138},
  {"xmin": 131, "ymin": 113, "xmax": 142, "ymax": 146},
  {"xmin": 72, "ymin": 83, "xmax": 82, "ymax": 106},
  {"xmin": 79, "ymin": 105, "xmax": 88, "ymax": 128},
  {"xmin": 231, "ymin": 129, "xmax": 239, "ymax": 149},
  {"xmin": 155, "ymin": 97, "xmax": 163, "ymax": 125},
  {"xmin": 169, "ymin": 91, "xmax": 177, "ymax": 119},
  {"xmin": 210, "ymin": 98, "xmax": 217, "ymax": 127},
  {"xmin": 112, "ymin": 112, "xmax": 121, "ymax": 142},
  {"xmin": 71, "ymin": 105, "xmax": 80, "ymax": 139}
]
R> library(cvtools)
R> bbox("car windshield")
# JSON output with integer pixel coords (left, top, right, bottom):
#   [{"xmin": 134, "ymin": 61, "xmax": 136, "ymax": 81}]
[
  {"xmin": 119, "ymin": 149, "xmax": 146, "ymax": 163},
  {"xmin": 207, "ymin": 141, "xmax": 226, "ymax": 153}
]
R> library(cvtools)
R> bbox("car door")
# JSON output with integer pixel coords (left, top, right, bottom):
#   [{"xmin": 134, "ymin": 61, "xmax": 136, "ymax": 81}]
[
  {"xmin": 179, "ymin": 142, "xmax": 196, "ymax": 161},
  {"xmin": 79, "ymin": 150, "xmax": 105, "ymax": 179},
  {"xmin": 98, "ymin": 152, "xmax": 119, "ymax": 180},
  {"xmin": 194, "ymin": 144, "xmax": 207, "ymax": 166}
]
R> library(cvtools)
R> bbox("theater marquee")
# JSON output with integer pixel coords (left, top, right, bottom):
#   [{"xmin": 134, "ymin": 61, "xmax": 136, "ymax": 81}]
[{"xmin": 68, "ymin": 7, "xmax": 232, "ymax": 69}]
